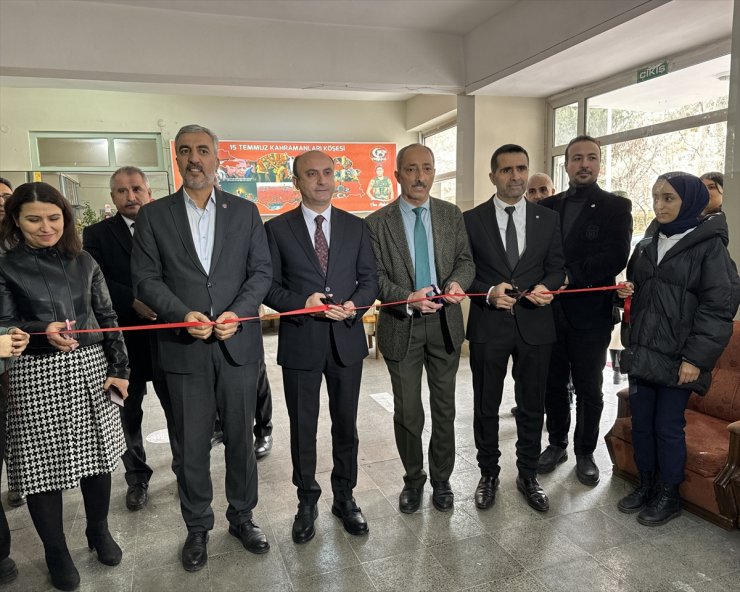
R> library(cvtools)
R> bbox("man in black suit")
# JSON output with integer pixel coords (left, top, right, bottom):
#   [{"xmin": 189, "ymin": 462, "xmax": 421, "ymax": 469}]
[
  {"xmin": 464, "ymin": 144, "xmax": 565, "ymax": 512},
  {"xmin": 537, "ymin": 135, "xmax": 632, "ymax": 485},
  {"xmin": 131, "ymin": 124, "xmax": 273, "ymax": 572},
  {"xmin": 83, "ymin": 166, "xmax": 166, "ymax": 512},
  {"xmin": 264, "ymin": 151, "xmax": 378, "ymax": 544}
]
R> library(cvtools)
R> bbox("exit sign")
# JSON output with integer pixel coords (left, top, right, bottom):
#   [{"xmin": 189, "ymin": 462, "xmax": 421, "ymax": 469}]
[{"xmin": 637, "ymin": 62, "xmax": 668, "ymax": 83}]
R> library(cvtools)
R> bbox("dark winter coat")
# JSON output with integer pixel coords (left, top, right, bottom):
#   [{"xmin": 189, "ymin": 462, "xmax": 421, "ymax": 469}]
[{"xmin": 624, "ymin": 213, "xmax": 738, "ymax": 394}]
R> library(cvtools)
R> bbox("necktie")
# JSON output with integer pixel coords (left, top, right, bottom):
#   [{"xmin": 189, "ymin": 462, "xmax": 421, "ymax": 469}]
[
  {"xmin": 413, "ymin": 207, "xmax": 431, "ymax": 290},
  {"xmin": 130, "ymin": 222, "xmax": 135, "ymax": 236},
  {"xmin": 505, "ymin": 206, "xmax": 519, "ymax": 270},
  {"xmin": 314, "ymin": 214, "xmax": 329, "ymax": 275}
]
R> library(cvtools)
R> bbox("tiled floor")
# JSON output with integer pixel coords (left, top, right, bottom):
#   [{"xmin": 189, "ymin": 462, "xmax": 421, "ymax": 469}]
[{"xmin": 3, "ymin": 328, "xmax": 739, "ymax": 591}]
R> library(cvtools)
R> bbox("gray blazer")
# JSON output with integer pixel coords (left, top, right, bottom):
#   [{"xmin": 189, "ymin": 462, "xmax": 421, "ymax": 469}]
[
  {"xmin": 131, "ymin": 188, "xmax": 272, "ymax": 373},
  {"xmin": 365, "ymin": 197, "xmax": 475, "ymax": 361}
]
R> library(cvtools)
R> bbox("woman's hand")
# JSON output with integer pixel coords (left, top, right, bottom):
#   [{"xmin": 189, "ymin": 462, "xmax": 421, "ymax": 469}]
[
  {"xmin": 617, "ymin": 281, "xmax": 635, "ymax": 299},
  {"xmin": 9, "ymin": 328, "xmax": 29, "ymax": 357},
  {"xmin": 45, "ymin": 321, "xmax": 79, "ymax": 352},
  {"xmin": 103, "ymin": 376, "xmax": 129, "ymax": 400},
  {"xmin": 677, "ymin": 361, "xmax": 700, "ymax": 385}
]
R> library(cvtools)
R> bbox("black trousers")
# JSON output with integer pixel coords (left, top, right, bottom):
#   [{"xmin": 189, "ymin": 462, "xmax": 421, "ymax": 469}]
[
  {"xmin": 470, "ymin": 314, "xmax": 552, "ymax": 479},
  {"xmin": 282, "ymin": 333, "xmax": 362, "ymax": 505},
  {"xmin": 545, "ymin": 307, "xmax": 611, "ymax": 455},
  {"xmin": 120, "ymin": 379, "xmax": 154, "ymax": 486},
  {"xmin": 164, "ymin": 343, "xmax": 259, "ymax": 532},
  {"xmin": 630, "ymin": 380, "xmax": 692, "ymax": 485},
  {"xmin": 254, "ymin": 359, "xmax": 273, "ymax": 438},
  {"xmin": 0, "ymin": 373, "xmax": 9, "ymax": 561}
]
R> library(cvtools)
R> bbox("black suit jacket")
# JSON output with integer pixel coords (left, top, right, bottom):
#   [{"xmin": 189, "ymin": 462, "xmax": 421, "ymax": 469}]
[
  {"xmin": 264, "ymin": 206, "xmax": 378, "ymax": 370},
  {"xmin": 464, "ymin": 198, "xmax": 565, "ymax": 346},
  {"xmin": 540, "ymin": 183, "xmax": 632, "ymax": 330},
  {"xmin": 83, "ymin": 213, "xmax": 153, "ymax": 383},
  {"xmin": 131, "ymin": 188, "xmax": 272, "ymax": 373}
]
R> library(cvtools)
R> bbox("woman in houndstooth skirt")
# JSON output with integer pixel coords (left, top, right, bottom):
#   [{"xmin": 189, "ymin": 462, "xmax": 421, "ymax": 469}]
[{"xmin": 0, "ymin": 183, "xmax": 129, "ymax": 591}]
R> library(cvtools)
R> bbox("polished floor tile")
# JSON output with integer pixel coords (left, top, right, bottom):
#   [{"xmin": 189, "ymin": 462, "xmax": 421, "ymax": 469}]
[{"xmin": 1, "ymin": 330, "xmax": 737, "ymax": 591}]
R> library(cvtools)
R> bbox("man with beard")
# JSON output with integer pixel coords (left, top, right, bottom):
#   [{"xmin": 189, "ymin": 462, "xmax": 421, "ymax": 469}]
[
  {"xmin": 131, "ymin": 124, "xmax": 273, "ymax": 572},
  {"xmin": 366, "ymin": 143, "xmax": 474, "ymax": 514},
  {"xmin": 465, "ymin": 145, "xmax": 565, "ymax": 512},
  {"xmin": 537, "ymin": 135, "xmax": 632, "ymax": 486},
  {"xmin": 83, "ymin": 167, "xmax": 166, "ymax": 512}
]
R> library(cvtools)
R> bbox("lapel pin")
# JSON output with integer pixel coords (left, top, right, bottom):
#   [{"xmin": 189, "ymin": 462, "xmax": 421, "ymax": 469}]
[
  {"xmin": 536, "ymin": 215, "xmax": 540, "ymax": 219},
  {"xmin": 590, "ymin": 204, "xmax": 596, "ymax": 208},
  {"xmin": 222, "ymin": 204, "xmax": 228, "ymax": 208}
]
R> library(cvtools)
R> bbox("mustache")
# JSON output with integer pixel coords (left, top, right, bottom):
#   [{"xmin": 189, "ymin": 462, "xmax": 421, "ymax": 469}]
[{"xmin": 411, "ymin": 182, "xmax": 427, "ymax": 189}]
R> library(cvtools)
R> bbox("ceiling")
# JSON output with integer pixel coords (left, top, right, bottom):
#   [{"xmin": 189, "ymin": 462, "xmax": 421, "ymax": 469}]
[
  {"xmin": 71, "ymin": 0, "xmax": 518, "ymax": 35},
  {"xmin": 0, "ymin": 0, "xmax": 734, "ymax": 102}
]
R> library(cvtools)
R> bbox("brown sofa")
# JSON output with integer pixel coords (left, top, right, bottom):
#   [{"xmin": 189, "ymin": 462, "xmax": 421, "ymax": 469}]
[{"xmin": 605, "ymin": 321, "xmax": 740, "ymax": 530}]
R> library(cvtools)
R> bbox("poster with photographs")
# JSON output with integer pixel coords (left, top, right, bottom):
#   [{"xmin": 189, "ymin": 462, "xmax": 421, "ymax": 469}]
[{"xmin": 170, "ymin": 141, "xmax": 396, "ymax": 215}]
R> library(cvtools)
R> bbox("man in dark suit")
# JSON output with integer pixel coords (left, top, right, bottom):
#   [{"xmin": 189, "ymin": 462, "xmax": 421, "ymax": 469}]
[
  {"xmin": 537, "ymin": 135, "xmax": 632, "ymax": 485},
  {"xmin": 465, "ymin": 144, "xmax": 565, "ymax": 512},
  {"xmin": 264, "ymin": 150, "xmax": 378, "ymax": 544},
  {"xmin": 131, "ymin": 124, "xmax": 273, "ymax": 572},
  {"xmin": 83, "ymin": 166, "xmax": 166, "ymax": 512},
  {"xmin": 366, "ymin": 144, "xmax": 475, "ymax": 514}
]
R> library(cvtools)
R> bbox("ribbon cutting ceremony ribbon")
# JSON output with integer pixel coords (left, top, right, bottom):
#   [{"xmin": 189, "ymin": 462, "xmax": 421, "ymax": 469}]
[{"xmin": 33, "ymin": 284, "xmax": 630, "ymax": 336}]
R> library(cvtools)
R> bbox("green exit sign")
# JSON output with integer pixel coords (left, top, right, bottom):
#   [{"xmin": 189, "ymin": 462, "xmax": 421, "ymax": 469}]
[{"xmin": 637, "ymin": 61, "xmax": 668, "ymax": 83}]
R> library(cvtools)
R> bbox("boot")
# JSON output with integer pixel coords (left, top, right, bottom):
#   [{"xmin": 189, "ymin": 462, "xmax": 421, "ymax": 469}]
[
  {"xmin": 45, "ymin": 547, "xmax": 80, "ymax": 591},
  {"xmin": 637, "ymin": 483, "xmax": 681, "ymax": 526},
  {"xmin": 85, "ymin": 520, "xmax": 122, "ymax": 566},
  {"xmin": 618, "ymin": 472, "xmax": 655, "ymax": 513}
]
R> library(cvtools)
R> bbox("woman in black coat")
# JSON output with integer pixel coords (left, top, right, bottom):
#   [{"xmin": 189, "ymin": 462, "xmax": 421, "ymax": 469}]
[
  {"xmin": 0, "ymin": 183, "xmax": 129, "ymax": 591},
  {"xmin": 616, "ymin": 172, "xmax": 738, "ymax": 526}
]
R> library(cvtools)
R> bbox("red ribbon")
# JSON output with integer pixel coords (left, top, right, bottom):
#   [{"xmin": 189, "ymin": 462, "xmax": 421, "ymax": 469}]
[{"xmin": 32, "ymin": 284, "xmax": 628, "ymax": 336}]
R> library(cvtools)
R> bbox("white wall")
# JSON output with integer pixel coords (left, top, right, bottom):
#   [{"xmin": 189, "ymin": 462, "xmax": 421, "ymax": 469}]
[
  {"xmin": 470, "ymin": 96, "xmax": 547, "ymax": 207},
  {"xmin": 0, "ymin": 86, "xmax": 417, "ymax": 168}
]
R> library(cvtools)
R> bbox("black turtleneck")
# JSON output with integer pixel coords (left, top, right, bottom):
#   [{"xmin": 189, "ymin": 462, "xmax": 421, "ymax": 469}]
[{"xmin": 561, "ymin": 183, "xmax": 595, "ymax": 239}]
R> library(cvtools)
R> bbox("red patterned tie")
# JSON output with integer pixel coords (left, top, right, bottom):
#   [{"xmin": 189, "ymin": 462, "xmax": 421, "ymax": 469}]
[{"xmin": 314, "ymin": 214, "xmax": 329, "ymax": 275}]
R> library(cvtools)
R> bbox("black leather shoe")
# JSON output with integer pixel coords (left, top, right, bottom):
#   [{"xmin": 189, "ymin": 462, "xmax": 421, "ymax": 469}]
[
  {"xmin": 637, "ymin": 483, "xmax": 681, "ymax": 526},
  {"xmin": 516, "ymin": 475, "xmax": 549, "ymax": 512},
  {"xmin": 254, "ymin": 435, "xmax": 273, "ymax": 459},
  {"xmin": 474, "ymin": 476, "xmax": 500, "ymax": 510},
  {"xmin": 431, "ymin": 480, "xmax": 454, "ymax": 512},
  {"xmin": 575, "ymin": 454, "xmax": 600, "ymax": 486},
  {"xmin": 399, "ymin": 485, "xmax": 422, "ymax": 514},
  {"xmin": 126, "ymin": 482, "xmax": 148, "ymax": 511},
  {"xmin": 537, "ymin": 445, "xmax": 568, "ymax": 474},
  {"xmin": 228, "ymin": 520, "xmax": 270, "ymax": 554},
  {"xmin": 331, "ymin": 499, "xmax": 368, "ymax": 536},
  {"xmin": 210, "ymin": 430, "xmax": 224, "ymax": 448},
  {"xmin": 618, "ymin": 472, "xmax": 655, "ymax": 514},
  {"xmin": 182, "ymin": 531, "xmax": 208, "ymax": 572},
  {"xmin": 291, "ymin": 503, "xmax": 318, "ymax": 544},
  {"xmin": 0, "ymin": 557, "xmax": 17, "ymax": 585}
]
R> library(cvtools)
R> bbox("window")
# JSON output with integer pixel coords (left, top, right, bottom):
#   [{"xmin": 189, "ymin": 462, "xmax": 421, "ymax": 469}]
[
  {"xmin": 547, "ymin": 45, "xmax": 730, "ymax": 233},
  {"xmin": 423, "ymin": 124, "xmax": 456, "ymax": 203},
  {"xmin": 31, "ymin": 132, "xmax": 163, "ymax": 171}
]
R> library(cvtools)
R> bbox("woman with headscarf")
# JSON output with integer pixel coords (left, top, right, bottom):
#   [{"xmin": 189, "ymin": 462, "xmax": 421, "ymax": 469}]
[
  {"xmin": 615, "ymin": 172, "xmax": 739, "ymax": 527},
  {"xmin": 0, "ymin": 182, "xmax": 129, "ymax": 590}
]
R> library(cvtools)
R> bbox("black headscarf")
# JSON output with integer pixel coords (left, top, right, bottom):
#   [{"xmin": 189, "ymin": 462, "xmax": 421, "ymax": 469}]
[{"xmin": 657, "ymin": 172, "xmax": 709, "ymax": 237}]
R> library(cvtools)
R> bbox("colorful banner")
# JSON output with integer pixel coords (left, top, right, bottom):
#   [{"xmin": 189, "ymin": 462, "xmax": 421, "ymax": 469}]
[{"xmin": 169, "ymin": 141, "xmax": 396, "ymax": 215}]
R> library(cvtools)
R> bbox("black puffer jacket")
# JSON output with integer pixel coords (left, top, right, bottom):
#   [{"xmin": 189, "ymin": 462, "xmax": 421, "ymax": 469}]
[
  {"xmin": 0, "ymin": 243, "xmax": 129, "ymax": 378},
  {"xmin": 624, "ymin": 214, "xmax": 738, "ymax": 394}
]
